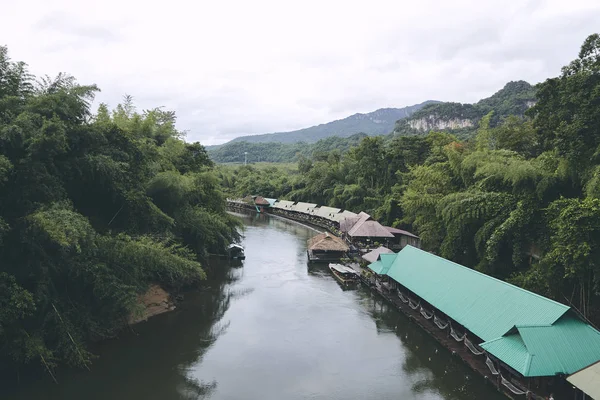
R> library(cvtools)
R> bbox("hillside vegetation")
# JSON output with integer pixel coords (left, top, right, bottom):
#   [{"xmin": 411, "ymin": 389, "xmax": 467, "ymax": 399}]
[
  {"xmin": 220, "ymin": 34, "xmax": 600, "ymax": 325},
  {"xmin": 224, "ymin": 101, "xmax": 436, "ymax": 145},
  {"xmin": 393, "ymin": 80, "xmax": 536, "ymax": 137},
  {"xmin": 210, "ymin": 82, "xmax": 536, "ymax": 163},
  {"xmin": 209, "ymin": 133, "xmax": 367, "ymax": 163},
  {"xmin": 0, "ymin": 47, "xmax": 240, "ymax": 375}
]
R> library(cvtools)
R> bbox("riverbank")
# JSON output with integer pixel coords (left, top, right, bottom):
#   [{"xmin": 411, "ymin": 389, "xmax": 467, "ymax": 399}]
[{"xmin": 129, "ymin": 285, "xmax": 176, "ymax": 325}]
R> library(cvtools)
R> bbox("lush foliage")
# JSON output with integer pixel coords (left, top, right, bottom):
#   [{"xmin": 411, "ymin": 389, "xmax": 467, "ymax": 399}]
[
  {"xmin": 0, "ymin": 48, "xmax": 240, "ymax": 373},
  {"xmin": 223, "ymin": 35, "xmax": 600, "ymax": 325},
  {"xmin": 208, "ymin": 133, "xmax": 368, "ymax": 163},
  {"xmin": 393, "ymin": 80, "xmax": 536, "ymax": 136}
]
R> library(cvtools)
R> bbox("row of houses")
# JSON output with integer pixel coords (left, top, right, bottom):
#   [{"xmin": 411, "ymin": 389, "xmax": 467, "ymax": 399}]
[
  {"xmin": 233, "ymin": 196, "xmax": 600, "ymax": 398},
  {"xmin": 242, "ymin": 197, "xmax": 420, "ymax": 250},
  {"xmin": 366, "ymin": 245, "xmax": 600, "ymax": 400}
]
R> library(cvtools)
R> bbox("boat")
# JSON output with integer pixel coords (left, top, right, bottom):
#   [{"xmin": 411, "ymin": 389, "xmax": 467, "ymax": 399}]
[
  {"xmin": 328, "ymin": 263, "xmax": 359, "ymax": 286},
  {"xmin": 228, "ymin": 244, "xmax": 245, "ymax": 260}
]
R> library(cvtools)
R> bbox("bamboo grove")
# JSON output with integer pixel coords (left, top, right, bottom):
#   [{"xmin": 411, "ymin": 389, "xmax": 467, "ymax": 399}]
[
  {"xmin": 219, "ymin": 34, "xmax": 600, "ymax": 325},
  {"xmin": 0, "ymin": 47, "xmax": 241, "ymax": 374}
]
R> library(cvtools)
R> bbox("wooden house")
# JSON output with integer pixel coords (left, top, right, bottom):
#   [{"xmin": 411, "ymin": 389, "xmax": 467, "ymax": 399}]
[
  {"xmin": 385, "ymin": 226, "xmax": 420, "ymax": 249},
  {"xmin": 307, "ymin": 232, "xmax": 349, "ymax": 262}
]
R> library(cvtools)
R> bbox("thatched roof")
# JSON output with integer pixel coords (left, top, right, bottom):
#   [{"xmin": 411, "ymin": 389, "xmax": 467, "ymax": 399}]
[
  {"xmin": 362, "ymin": 246, "xmax": 394, "ymax": 263},
  {"xmin": 307, "ymin": 232, "xmax": 349, "ymax": 252}
]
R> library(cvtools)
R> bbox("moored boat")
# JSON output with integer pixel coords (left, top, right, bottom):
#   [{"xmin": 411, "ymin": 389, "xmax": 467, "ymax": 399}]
[
  {"xmin": 329, "ymin": 263, "xmax": 359, "ymax": 286},
  {"xmin": 228, "ymin": 244, "xmax": 245, "ymax": 260}
]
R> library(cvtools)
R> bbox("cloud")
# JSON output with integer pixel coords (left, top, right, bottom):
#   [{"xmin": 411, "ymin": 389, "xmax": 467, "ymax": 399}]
[
  {"xmin": 36, "ymin": 12, "xmax": 119, "ymax": 42},
  {"xmin": 1, "ymin": 0, "xmax": 599, "ymax": 145}
]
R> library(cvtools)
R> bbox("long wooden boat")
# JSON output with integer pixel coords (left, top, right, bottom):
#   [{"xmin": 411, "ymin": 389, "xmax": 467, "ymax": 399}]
[{"xmin": 329, "ymin": 263, "xmax": 359, "ymax": 286}]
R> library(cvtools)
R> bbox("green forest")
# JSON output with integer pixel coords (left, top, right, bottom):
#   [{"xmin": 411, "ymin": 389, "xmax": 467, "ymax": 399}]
[
  {"xmin": 220, "ymin": 34, "xmax": 600, "ymax": 325},
  {"xmin": 0, "ymin": 47, "xmax": 240, "ymax": 375},
  {"xmin": 208, "ymin": 133, "xmax": 368, "ymax": 163},
  {"xmin": 2, "ymin": 32, "xmax": 600, "ymax": 381}
]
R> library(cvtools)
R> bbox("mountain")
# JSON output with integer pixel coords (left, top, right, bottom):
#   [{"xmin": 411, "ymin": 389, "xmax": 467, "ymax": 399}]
[
  {"xmin": 208, "ymin": 81, "xmax": 537, "ymax": 163},
  {"xmin": 223, "ymin": 101, "xmax": 438, "ymax": 145},
  {"xmin": 209, "ymin": 134, "xmax": 368, "ymax": 164},
  {"xmin": 394, "ymin": 81, "xmax": 536, "ymax": 137}
]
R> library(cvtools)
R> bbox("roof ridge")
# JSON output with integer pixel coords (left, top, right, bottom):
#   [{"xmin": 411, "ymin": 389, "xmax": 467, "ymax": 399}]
[
  {"xmin": 403, "ymin": 246, "xmax": 570, "ymax": 313},
  {"xmin": 515, "ymin": 324, "xmax": 553, "ymax": 329}
]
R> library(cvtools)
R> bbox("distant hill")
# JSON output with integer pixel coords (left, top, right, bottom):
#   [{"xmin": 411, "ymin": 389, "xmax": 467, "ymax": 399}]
[
  {"xmin": 222, "ymin": 101, "xmax": 438, "ymax": 145},
  {"xmin": 209, "ymin": 134, "xmax": 368, "ymax": 164},
  {"xmin": 209, "ymin": 81, "xmax": 537, "ymax": 163},
  {"xmin": 394, "ymin": 81, "xmax": 536, "ymax": 137}
]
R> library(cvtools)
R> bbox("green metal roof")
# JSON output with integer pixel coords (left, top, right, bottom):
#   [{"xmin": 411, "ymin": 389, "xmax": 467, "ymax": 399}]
[
  {"xmin": 481, "ymin": 315, "xmax": 600, "ymax": 377},
  {"xmin": 481, "ymin": 333, "xmax": 531, "ymax": 375},
  {"xmin": 382, "ymin": 246, "xmax": 570, "ymax": 342},
  {"xmin": 379, "ymin": 253, "xmax": 396, "ymax": 274},
  {"xmin": 367, "ymin": 260, "xmax": 384, "ymax": 274},
  {"xmin": 366, "ymin": 253, "xmax": 396, "ymax": 275}
]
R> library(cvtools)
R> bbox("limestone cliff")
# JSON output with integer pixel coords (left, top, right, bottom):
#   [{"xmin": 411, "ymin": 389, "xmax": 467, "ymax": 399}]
[{"xmin": 408, "ymin": 116, "xmax": 475, "ymax": 131}]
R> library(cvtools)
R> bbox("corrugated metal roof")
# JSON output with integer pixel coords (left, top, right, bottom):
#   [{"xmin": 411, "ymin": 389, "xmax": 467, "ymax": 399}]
[
  {"xmin": 349, "ymin": 220, "xmax": 394, "ymax": 238},
  {"xmin": 254, "ymin": 196, "xmax": 270, "ymax": 206},
  {"xmin": 568, "ymin": 360, "xmax": 600, "ymax": 399},
  {"xmin": 481, "ymin": 334, "xmax": 531, "ymax": 375},
  {"xmin": 264, "ymin": 198, "xmax": 277, "ymax": 207},
  {"xmin": 313, "ymin": 206, "xmax": 342, "ymax": 220},
  {"xmin": 367, "ymin": 253, "xmax": 396, "ymax": 275},
  {"xmin": 272, "ymin": 200, "xmax": 295, "ymax": 209},
  {"xmin": 339, "ymin": 212, "xmax": 366, "ymax": 231},
  {"xmin": 482, "ymin": 315, "xmax": 600, "ymax": 377},
  {"xmin": 343, "ymin": 212, "xmax": 369, "ymax": 233},
  {"xmin": 379, "ymin": 253, "xmax": 396, "ymax": 272},
  {"xmin": 367, "ymin": 260, "xmax": 384, "ymax": 274},
  {"xmin": 362, "ymin": 246, "xmax": 394, "ymax": 263},
  {"xmin": 383, "ymin": 246, "xmax": 569, "ymax": 342},
  {"xmin": 333, "ymin": 210, "xmax": 358, "ymax": 223},
  {"xmin": 385, "ymin": 226, "xmax": 420, "ymax": 239},
  {"xmin": 291, "ymin": 202, "xmax": 317, "ymax": 213}
]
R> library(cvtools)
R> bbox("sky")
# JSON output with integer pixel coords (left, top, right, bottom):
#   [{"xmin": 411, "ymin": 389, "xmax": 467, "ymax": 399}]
[{"xmin": 1, "ymin": 0, "xmax": 599, "ymax": 145}]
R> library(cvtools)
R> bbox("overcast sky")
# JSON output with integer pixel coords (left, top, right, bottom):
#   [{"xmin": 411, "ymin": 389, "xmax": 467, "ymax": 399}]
[{"xmin": 1, "ymin": 0, "xmax": 599, "ymax": 145}]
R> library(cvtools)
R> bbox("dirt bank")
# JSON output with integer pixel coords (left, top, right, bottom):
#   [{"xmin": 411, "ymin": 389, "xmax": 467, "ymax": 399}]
[{"xmin": 129, "ymin": 285, "xmax": 176, "ymax": 324}]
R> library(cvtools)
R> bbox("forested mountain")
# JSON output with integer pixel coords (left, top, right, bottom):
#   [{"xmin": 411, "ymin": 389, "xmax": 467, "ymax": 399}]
[
  {"xmin": 209, "ymin": 134, "xmax": 367, "ymax": 163},
  {"xmin": 0, "ymin": 47, "xmax": 240, "ymax": 374},
  {"xmin": 222, "ymin": 101, "xmax": 436, "ymax": 145},
  {"xmin": 394, "ymin": 81, "xmax": 536, "ymax": 137},
  {"xmin": 209, "ymin": 81, "xmax": 536, "ymax": 163},
  {"xmin": 219, "ymin": 34, "xmax": 600, "ymax": 326}
]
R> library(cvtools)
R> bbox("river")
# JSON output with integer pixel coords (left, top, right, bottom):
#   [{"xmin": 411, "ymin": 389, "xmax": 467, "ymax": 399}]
[{"xmin": 3, "ymin": 212, "xmax": 505, "ymax": 400}]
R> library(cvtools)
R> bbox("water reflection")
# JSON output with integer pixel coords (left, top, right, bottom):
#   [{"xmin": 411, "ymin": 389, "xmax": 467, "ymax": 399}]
[{"xmin": 359, "ymin": 292, "xmax": 501, "ymax": 400}]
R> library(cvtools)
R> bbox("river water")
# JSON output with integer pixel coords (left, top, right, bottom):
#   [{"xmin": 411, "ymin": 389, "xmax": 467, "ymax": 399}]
[{"xmin": 3, "ymin": 213, "xmax": 504, "ymax": 400}]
